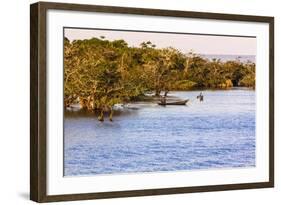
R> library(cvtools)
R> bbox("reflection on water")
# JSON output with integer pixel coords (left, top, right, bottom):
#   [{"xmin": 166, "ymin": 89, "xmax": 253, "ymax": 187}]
[{"xmin": 64, "ymin": 89, "xmax": 255, "ymax": 176}]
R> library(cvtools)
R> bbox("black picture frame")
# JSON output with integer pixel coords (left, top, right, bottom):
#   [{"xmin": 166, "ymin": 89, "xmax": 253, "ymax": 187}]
[{"xmin": 30, "ymin": 1, "xmax": 274, "ymax": 202}]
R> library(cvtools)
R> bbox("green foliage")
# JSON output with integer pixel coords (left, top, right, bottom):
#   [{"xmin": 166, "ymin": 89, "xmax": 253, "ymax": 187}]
[
  {"xmin": 171, "ymin": 80, "xmax": 197, "ymax": 90},
  {"xmin": 64, "ymin": 37, "xmax": 255, "ymax": 120}
]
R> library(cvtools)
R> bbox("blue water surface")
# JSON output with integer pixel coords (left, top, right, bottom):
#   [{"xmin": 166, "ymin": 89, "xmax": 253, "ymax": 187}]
[{"xmin": 64, "ymin": 89, "xmax": 255, "ymax": 176}]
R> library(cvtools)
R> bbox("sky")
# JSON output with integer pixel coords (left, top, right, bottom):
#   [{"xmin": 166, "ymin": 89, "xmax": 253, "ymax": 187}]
[{"xmin": 64, "ymin": 28, "xmax": 256, "ymax": 56}]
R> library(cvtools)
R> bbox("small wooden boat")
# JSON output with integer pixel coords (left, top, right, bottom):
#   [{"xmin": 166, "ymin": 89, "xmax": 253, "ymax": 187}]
[{"xmin": 158, "ymin": 99, "xmax": 189, "ymax": 106}]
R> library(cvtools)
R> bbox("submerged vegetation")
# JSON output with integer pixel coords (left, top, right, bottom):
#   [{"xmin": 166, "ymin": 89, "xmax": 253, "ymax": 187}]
[{"xmin": 64, "ymin": 36, "xmax": 255, "ymax": 121}]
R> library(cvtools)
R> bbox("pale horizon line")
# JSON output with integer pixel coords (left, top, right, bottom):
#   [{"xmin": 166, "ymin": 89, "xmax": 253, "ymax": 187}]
[{"xmin": 64, "ymin": 28, "xmax": 257, "ymax": 56}]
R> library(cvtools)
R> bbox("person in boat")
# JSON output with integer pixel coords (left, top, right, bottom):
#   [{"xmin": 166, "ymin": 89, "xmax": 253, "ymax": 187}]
[{"xmin": 197, "ymin": 92, "xmax": 204, "ymax": 102}]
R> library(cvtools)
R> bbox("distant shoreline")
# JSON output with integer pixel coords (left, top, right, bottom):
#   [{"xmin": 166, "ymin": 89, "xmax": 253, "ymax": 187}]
[{"xmin": 201, "ymin": 54, "xmax": 255, "ymax": 63}]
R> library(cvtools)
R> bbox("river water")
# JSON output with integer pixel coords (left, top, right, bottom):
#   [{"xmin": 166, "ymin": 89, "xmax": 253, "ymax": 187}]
[{"xmin": 64, "ymin": 89, "xmax": 255, "ymax": 176}]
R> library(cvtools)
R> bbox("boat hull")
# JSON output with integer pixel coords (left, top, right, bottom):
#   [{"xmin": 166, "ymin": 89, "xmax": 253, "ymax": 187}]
[{"xmin": 158, "ymin": 99, "xmax": 189, "ymax": 106}]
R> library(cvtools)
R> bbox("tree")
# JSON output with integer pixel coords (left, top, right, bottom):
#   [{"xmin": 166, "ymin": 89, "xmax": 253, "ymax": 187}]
[{"xmin": 93, "ymin": 61, "xmax": 123, "ymax": 121}]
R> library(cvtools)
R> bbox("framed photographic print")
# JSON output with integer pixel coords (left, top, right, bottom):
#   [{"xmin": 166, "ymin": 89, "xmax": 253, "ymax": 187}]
[{"xmin": 30, "ymin": 1, "xmax": 274, "ymax": 202}]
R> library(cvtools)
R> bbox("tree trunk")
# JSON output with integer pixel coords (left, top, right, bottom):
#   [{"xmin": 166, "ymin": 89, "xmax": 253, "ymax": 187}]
[
  {"xmin": 164, "ymin": 90, "xmax": 169, "ymax": 97},
  {"xmin": 109, "ymin": 107, "xmax": 114, "ymax": 121},
  {"xmin": 155, "ymin": 89, "xmax": 161, "ymax": 97},
  {"xmin": 98, "ymin": 109, "xmax": 104, "ymax": 122},
  {"xmin": 79, "ymin": 97, "xmax": 88, "ymax": 110}
]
